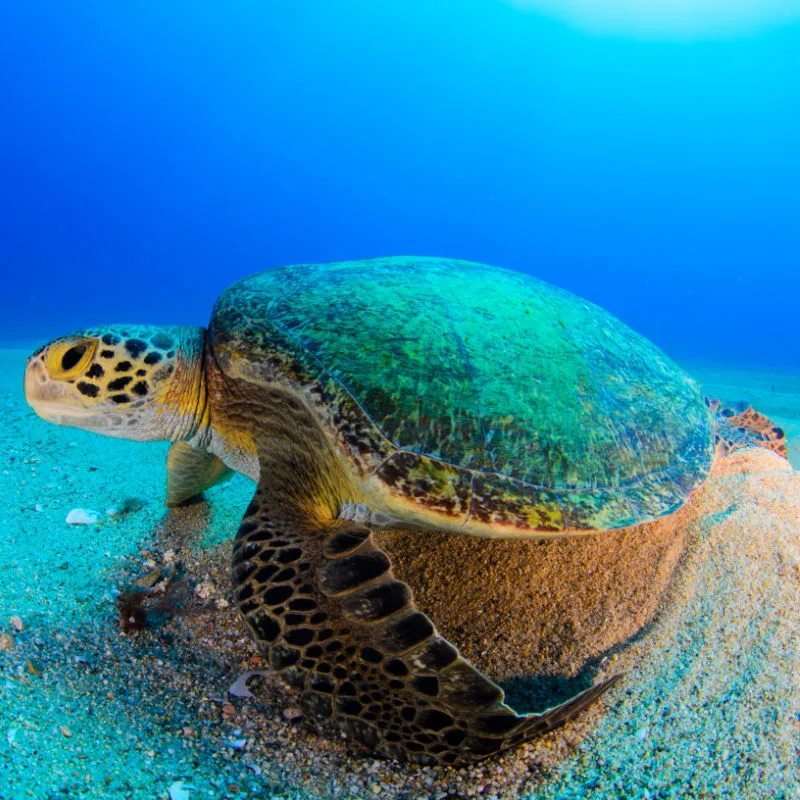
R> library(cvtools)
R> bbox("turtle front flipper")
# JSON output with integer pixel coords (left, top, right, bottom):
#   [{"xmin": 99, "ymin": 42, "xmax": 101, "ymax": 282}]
[
  {"xmin": 166, "ymin": 441, "xmax": 233, "ymax": 507},
  {"xmin": 232, "ymin": 485, "xmax": 619, "ymax": 766}
]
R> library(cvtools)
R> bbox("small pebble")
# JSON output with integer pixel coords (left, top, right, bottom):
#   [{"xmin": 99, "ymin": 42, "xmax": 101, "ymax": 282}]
[
  {"xmin": 194, "ymin": 582, "xmax": 216, "ymax": 600},
  {"xmin": 283, "ymin": 705, "xmax": 304, "ymax": 721},
  {"xmin": 60, "ymin": 726, "xmax": 72, "ymax": 738},
  {"xmin": 134, "ymin": 567, "xmax": 164, "ymax": 589},
  {"xmin": 0, "ymin": 634, "xmax": 15, "ymax": 651},
  {"xmin": 9, "ymin": 616, "xmax": 23, "ymax": 632},
  {"xmin": 25, "ymin": 660, "xmax": 41, "ymax": 677}
]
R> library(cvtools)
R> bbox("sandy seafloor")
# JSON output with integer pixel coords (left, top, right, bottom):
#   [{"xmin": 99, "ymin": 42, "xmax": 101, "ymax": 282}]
[{"xmin": 0, "ymin": 346, "xmax": 798, "ymax": 800}]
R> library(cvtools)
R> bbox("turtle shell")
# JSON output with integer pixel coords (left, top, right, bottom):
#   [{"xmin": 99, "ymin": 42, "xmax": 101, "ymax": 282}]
[{"xmin": 210, "ymin": 257, "xmax": 714, "ymax": 535}]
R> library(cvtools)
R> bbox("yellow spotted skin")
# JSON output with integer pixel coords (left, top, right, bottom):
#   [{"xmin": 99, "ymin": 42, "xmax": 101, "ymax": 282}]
[{"xmin": 24, "ymin": 324, "xmax": 207, "ymax": 442}]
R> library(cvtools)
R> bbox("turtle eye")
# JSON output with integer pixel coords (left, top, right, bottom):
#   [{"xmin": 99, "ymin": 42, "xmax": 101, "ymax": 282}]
[
  {"xmin": 45, "ymin": 337, "xmax": 98, "ymax": 380},
  {"xmin": 61, "ymin": 345, "xmax": 87, "ymax": 371}
]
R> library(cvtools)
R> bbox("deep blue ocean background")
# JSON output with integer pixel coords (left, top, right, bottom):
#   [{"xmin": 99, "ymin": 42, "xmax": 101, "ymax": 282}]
[{"xmin": 1, "ymin": 1, "xmax": 798, "ymax": 369}]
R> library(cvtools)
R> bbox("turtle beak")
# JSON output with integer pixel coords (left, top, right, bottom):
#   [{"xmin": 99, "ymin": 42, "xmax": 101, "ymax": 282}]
[{"xmin": 24, "ymin": 356, "xmax": 92, "ymax": 426}]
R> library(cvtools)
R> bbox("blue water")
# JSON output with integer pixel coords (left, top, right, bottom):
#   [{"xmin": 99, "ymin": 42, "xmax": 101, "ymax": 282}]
[{"xmin": 1, "ymin": 1, "xmax": 799, "ymax": 369}]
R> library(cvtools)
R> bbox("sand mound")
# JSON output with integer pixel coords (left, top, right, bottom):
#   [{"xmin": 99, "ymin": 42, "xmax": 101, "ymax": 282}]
[
  {"xmin": 379, "ymin": 485, "xmax": 694, "ymax": 688},
  {"xmin": 529, "ymin": 446, "xmax": 800, "ymax": 796}
]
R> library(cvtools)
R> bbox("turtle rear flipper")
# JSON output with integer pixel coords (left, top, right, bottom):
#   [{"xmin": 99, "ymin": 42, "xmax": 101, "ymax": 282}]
[
  {"xmin": 707, "ymin": 398, "xmax": 788, "ymax": 459},
  {"xmin": 233, "ymin": 485, "xmax": 619, "ymax": 766}
]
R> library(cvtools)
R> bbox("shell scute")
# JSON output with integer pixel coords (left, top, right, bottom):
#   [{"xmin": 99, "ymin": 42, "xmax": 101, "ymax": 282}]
[{"xmin": 374, "ymin": 452, "xmax": 472, "ymax": 521}]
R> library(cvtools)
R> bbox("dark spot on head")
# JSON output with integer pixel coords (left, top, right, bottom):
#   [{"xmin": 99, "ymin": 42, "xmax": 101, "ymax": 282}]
[
  {"xmin": 125, "ymin": 339, "xmax": 147, "ymax": 358},
  {"xmin": 167, "ymin": 350, "xmax": 175, "ymax": 359},
  {"xmin": 131, "ymin": 381, "xmax": 148, "ymax": 396},
  {"xmin": 110, "ymin": 394, "xmax": 131, "ymax": 404},
  {"xmin": 77, "ymin": 382, "xmax": 99, "ymax": 398},
  {"xmin": 87, "ymin": 363, "xmax": 105, "ymax": 379},
  {"xmin": 115, "ymin": 361, "xmax": 132, "ymax": 373},
  {"xmin": 100, "ymin": 350, "xmax": 115, "ymax": 359},
  {"xmin": 61, "ymin": 345, "xmax": 87, "ymax": 372},
  {"xmin": 108, "ymin": 376, "xmax": 133, "ymax": 391},
  {"xmin": 101, "ymin": 333, "xmax": 120, "ymax": 346},
  {"xmin": 136, "ymin": 369, "xmax": 147, "ymax": 376},
  {"xmin": 150, "ymin": 333, "xmax": 174, "ymax": 350},
  {"xmin": 153, "ymin": 365, "xmax": 174, "ymax": 382},
  {"xmin": 143, "ymin": 351, "xmax": 162, "ymax": 365}
]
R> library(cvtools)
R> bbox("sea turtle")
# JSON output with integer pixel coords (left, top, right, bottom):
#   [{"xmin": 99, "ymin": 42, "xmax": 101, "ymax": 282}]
[{"xmin": 23, "ymin": 257, "xmax": 787, "ymax": 766}]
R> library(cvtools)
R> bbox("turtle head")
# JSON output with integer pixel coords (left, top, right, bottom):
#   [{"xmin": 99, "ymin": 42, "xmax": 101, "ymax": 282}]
[{"xmin": 24, "ymin": 325, "xmax": 209, "ymax": 442}]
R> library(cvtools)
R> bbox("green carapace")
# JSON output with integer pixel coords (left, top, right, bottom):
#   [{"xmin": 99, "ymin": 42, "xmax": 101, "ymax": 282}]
[{"xmin": 24, "ymin": 257, "xmax": 787, "ymax": 766}]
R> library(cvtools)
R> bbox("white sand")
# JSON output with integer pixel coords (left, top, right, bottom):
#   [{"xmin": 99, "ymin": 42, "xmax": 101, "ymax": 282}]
[{"xmin": 0, "ymin": 349, "xmax": 798, "ymax": 799}]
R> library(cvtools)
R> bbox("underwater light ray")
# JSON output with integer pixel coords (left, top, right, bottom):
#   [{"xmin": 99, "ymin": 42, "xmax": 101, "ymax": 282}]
[{"xmin": 507, "ymin": 0, "xmax": 800, "ymax": 38}]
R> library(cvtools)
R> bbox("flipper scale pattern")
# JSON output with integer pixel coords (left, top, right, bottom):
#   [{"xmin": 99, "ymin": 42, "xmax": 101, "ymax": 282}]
[{"xmin": 233, "ymin": 486, "xmax": 618, "ymax": 765}]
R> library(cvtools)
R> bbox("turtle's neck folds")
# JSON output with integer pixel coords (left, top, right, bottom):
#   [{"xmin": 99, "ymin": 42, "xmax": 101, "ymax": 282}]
[{"xmin": 164, "ymin": 329, "xmax": 211, "ymax": 445}]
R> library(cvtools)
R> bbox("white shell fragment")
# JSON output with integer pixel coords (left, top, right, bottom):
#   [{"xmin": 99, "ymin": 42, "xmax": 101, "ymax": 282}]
[
  {"xmin": 168, "ymin": 782, "xmax": 194, "ymax": 800},
  {"xmin": 65, "ymin": 508, "xmax": 102, "ymax": 525}
]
